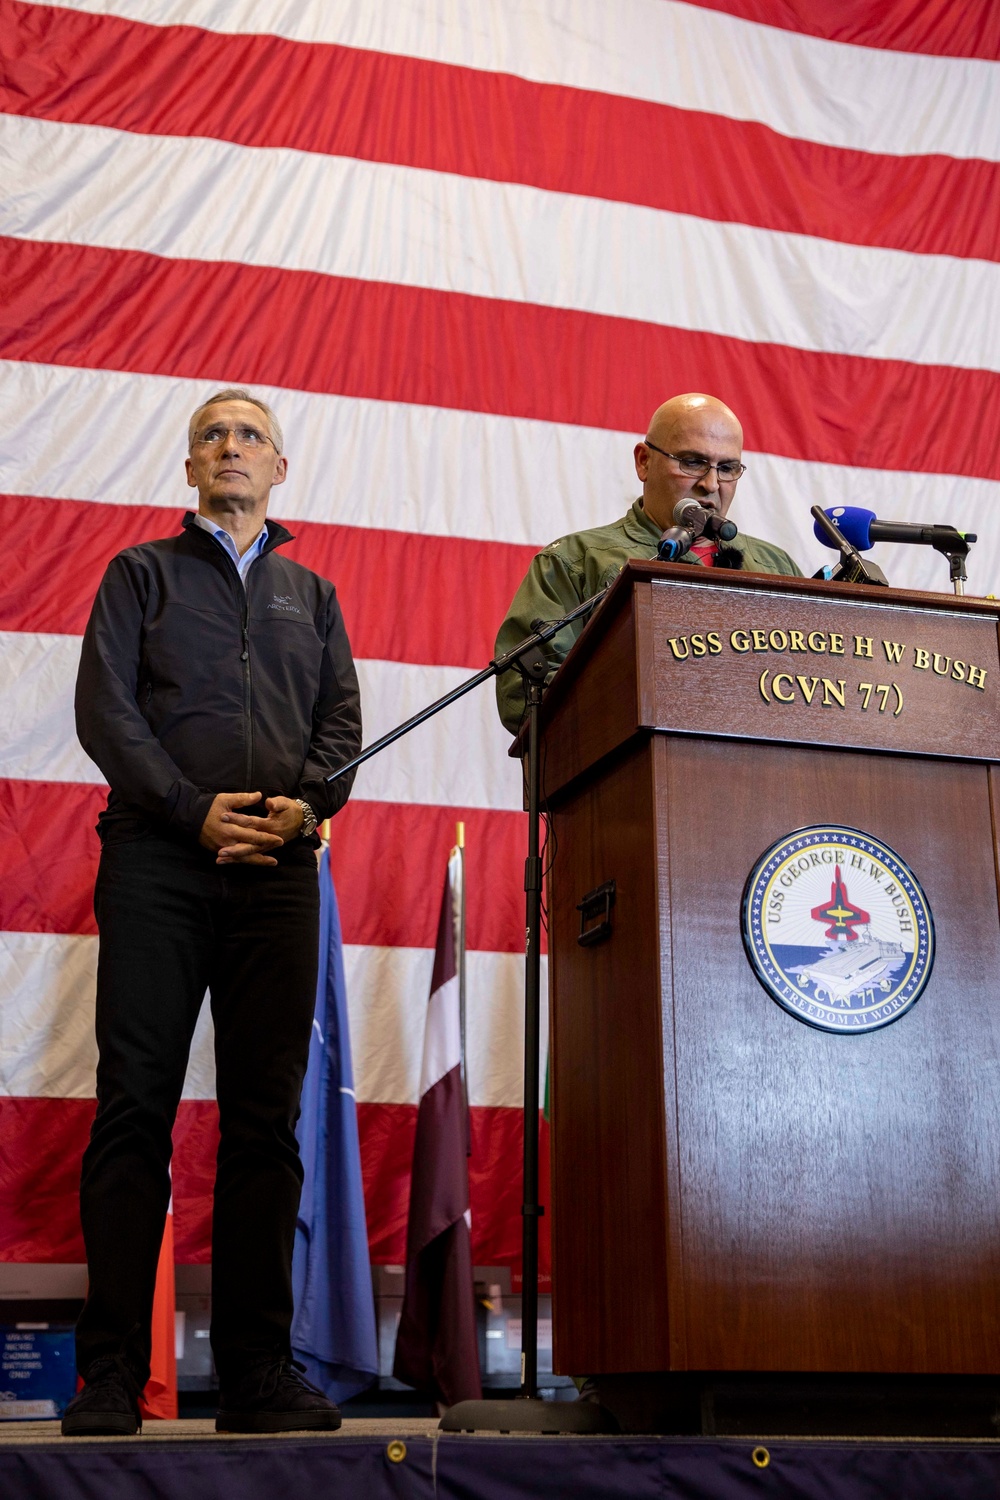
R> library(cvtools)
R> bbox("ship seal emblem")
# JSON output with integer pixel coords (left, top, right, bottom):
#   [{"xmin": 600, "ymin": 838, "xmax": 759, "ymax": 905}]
[{"xmin": 741, "ymin": 826, "xmax": 934, "ymax": 1033}]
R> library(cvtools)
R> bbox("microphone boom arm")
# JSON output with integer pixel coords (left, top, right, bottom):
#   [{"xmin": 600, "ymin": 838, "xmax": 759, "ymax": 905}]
[{"xmin": 323, "ymin": 582, "xmax": 611, "ymax": 787}]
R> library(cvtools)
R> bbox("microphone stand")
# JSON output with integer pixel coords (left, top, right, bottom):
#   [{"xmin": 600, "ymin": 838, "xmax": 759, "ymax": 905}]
[
  {"xmin": 325, "ymin": 588, "xmax": 616, "ymax": 1435},
  {"xmin": 810, "ymin": 506, "xmax": 888, "ymax": 587},
  {"xmin": 812, "ymin": 508, "xmax": 977, "ymax": 596},
  {"xmin": 930, "ymin": 530, "xmax": 974, "ymax": 596}
]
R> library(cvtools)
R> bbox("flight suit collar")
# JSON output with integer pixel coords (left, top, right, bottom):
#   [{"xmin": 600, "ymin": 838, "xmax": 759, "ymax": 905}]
[{"xmin": 622, "ymin": 498, "xmax": 663, "ymax": 551}]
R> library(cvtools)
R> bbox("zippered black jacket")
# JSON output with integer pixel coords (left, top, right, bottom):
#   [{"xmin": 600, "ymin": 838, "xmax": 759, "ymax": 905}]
[{"xmin": 75, "ymin": 512, "xmax": 362, "ymax": 853}]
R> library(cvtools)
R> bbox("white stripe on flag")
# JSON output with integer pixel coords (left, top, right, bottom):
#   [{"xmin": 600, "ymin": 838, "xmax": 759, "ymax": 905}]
[
  {"xmin": 0, "ymin": 930, "xmax": 97, "ymax": 1097},
  {"xmin": 345, "ymin": 945, "xmax": 546, "ymax": 1108},
  {"xmin": 0, "ymin": 931, "xmax": 544, "ymax": 1107},
  {"xmin": 0, "ymin": 635, "xmax": 524, "ymax": 812},
  {"xmin": 0, "ymin": 930, "xmax": 218, "ymax": 1100}
]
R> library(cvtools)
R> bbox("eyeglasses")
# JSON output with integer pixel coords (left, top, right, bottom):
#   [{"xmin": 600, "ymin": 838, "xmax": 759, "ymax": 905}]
[
  {"xmin": 644, "ymin": 439, "xmax": 745, "ymax": 483},
  {"xmin": 192, "ymin": 424, "xmax": 276, "ymax": 451}
]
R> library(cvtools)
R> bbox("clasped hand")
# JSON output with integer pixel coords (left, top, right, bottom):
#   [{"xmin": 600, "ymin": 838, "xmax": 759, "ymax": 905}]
[{"xmin": 199, "ymin": 792, "xmax": 305, "ymax": 866}]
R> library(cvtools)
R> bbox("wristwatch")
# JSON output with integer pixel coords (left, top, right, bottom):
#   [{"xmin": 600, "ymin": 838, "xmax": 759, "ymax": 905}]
[{"xmin": 294, "ymin": 799, "xmax": 318, "ymax": 838}]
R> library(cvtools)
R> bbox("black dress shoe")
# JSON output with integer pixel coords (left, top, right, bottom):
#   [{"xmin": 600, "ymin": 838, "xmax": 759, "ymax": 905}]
[
  {"xmin": 61, "ymin": 1355, "xmax": 142, "ymax": 1436},
  {"xmin": 216, "ymin": 1358, "xmax": 342, "ymax": 1434}
]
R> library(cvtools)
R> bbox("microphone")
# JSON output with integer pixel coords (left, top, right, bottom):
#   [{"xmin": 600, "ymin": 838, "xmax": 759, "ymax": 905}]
[
  {"xmin": 809, "ymin": 505, "xmax": 888, "ymax": 587},
  {"xmin": 813, "ymin": 506, "xmax": 977, "ymax": 553},
  {"xmin": 705, "ymin": 512, "xmax": 739, "ymax": 543},
  {"xmin": 658, "ymin": 501, "xmax": 737, "ymax": 561}
]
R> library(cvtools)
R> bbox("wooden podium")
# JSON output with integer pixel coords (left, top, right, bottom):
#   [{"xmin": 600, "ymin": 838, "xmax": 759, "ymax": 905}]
[{"xmin": 540, "ymin": 561, "xmax": 1000, "ymax": 1382}]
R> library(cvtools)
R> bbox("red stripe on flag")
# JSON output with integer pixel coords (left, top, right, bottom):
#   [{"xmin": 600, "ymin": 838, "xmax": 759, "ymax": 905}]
[
  {"xmin": 0, "ymin": 1097, "xmax": 221, "ymax": 1264},
  {"xmin": 171, "ymin": 1101, "xmax": 221, "ymax": 1265},
  {"xmin": 0, "ymin": 780, "xmax": 104, "ymax": 937},
  {"xmin": 289, "ymin": 519, "xmax": 533, "ymax": 671},
  {"xmin": 2, "ymin": 238, "xmax": 996, "ymax": 479},
  {"xmin": 0, "ymin": 781, "xmax": 534, "ymax": 954},
  {"xmin": 0, "ymin": 1096, "xmax": 94, "ymax": 1261},
  {"xmin": 0, "ymin": 493, "xmax": 535, "ymax": 667},
  {"xmin": 0, "ymin": 1096, "xmax": 549, "ymax": 1276},
  {"xmin": 2, "ymin": 2, "xmax": 995, "ymax": 261},
  {"xmin": 332, "ymin": 803, "xmax": 534, "ymax": 955},
  {"xmin": 352, "ymin": 1104, "xmax": 550, "ymax": 1276},
  {"xmin": 685, "ymin": 0, "xmax": 1000, "ymax": 60}
]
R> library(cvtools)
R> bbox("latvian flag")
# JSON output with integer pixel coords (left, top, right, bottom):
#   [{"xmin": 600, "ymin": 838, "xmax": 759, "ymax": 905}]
[{"xmin": 393, "ymin": 845, "xmax": 481, "ymax": 1406}]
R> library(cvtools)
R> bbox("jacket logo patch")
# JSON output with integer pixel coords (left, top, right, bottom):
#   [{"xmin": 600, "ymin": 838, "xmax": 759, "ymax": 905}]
[{"xmin": 267, "ymin": 593, "xmax": 301, "ymax": 614}]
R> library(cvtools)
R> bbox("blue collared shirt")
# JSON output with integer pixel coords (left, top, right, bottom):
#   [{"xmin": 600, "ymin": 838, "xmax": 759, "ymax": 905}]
[{"xmin": 191, "ymin": 512, "xmax": 268, "ymax": 588}]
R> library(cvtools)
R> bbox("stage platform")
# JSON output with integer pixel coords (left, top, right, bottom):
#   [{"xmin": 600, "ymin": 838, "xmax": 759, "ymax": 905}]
[{"xmin": 2, "ymin": 1418, "xmax": 1000, "ymax": 1498}]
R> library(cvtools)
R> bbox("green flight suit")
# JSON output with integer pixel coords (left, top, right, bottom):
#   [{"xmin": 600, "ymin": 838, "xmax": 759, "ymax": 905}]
[{"xmin": 494, "ymin": 499, "xmax": 802, "ymax": 733}]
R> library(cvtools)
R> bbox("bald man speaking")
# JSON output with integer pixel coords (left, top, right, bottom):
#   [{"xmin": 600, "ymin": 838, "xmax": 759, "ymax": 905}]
[{"xmin": 495, "ymin": 393, "xmax": 801, "ymax": 732}]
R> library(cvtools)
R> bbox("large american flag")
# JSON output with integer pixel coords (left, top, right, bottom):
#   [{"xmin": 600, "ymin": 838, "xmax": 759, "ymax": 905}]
[{"xmin": 1, "ymin": 0, "xmax": 997, "ymax": 1275}]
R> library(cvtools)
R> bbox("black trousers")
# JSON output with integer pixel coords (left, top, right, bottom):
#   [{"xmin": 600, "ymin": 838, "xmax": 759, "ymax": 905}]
[{"xmin": 76, "ymin": 832, "xmax": 320, "ymax": 1386}]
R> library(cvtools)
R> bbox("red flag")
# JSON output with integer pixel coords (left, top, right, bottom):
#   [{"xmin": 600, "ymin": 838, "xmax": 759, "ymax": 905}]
[
  {"xmin": 140, "ymin": 1198, "xmax": 177, "ymax": 1420},
  {"xmin": 393, "ymin": 847, "xmax": 481, "ymax": 1406}
]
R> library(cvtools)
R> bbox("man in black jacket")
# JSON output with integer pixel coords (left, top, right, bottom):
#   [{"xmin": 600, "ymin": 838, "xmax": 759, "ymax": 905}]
[{"xmin": 65, "ymin": 388, "xmax": 363, "ymax": 1436}]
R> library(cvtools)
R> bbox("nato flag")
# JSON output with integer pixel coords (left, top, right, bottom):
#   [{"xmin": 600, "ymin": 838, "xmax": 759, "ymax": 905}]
[{"xmin": 291, "ymin": 845, "xmax": 379, "ymax": 1401}]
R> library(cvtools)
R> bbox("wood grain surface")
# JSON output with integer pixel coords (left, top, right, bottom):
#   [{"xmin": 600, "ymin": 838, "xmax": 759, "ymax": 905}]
[
  {"xmin": 660, "ymin": 738, "xmax": 1000, "ymax": 1373},
  {"xmin": 548, "ymin": 738, "xmax": 670, "ymax": 1376},
  {"xmin": 543, "ymin": 566, "xmax": 1000, "ymax": 1378},
  {"xmin": 532, "ymin": 586, "xmax": 641, "ymax": 803},
  {"xmin": 647, "ymin": 577, "xmax": 1000, "ymax": 760},
  {"xmin": 532, "ymin": 563, "xmax": 1000, "ymax": 796}
]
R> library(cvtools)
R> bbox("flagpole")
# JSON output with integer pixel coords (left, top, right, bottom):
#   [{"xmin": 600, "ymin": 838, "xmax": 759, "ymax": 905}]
[
  {"xmin": 455, "ymin": 822, "xmax": 468, "ymax": 1117},
  {"xmin": 519, "ymin": 668, "xmax": 544, "ymax": 1401}
]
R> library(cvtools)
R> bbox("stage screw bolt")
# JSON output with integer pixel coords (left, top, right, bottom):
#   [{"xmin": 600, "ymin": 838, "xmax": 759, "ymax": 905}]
[{"xmin": 387, "ymin": 1440, "xmax": 407, "ymax": 1464}]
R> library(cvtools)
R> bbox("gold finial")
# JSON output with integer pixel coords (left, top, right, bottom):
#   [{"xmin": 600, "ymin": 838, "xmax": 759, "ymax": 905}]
[{"xmin": 455, "ymin": 821, "xmax": 465, "ymax": 849}]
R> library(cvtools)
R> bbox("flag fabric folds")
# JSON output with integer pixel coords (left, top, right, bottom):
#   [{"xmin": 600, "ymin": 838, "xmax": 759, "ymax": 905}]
[
  {"xmin": 394, "ymin": 847, "xmax": 482, "ymax": 1406},
  {"xmin": 2, "ymin": 0, "xmax": 998, "ymax": 1282},
  {"xmin": 291, "ymin": 845, "xmax": 378, "ymax": 1402}
]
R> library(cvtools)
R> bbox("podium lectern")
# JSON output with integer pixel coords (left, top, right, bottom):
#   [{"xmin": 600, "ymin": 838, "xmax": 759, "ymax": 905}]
[{"xmin": 539, "ymin": 562, "xmax": 1000, "ymax": 1381}]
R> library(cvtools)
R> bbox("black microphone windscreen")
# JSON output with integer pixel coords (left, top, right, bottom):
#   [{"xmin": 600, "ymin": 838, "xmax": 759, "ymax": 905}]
[{"xmin": 704, "ymin": 514, "xmax": 738, "ymax": 543}]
